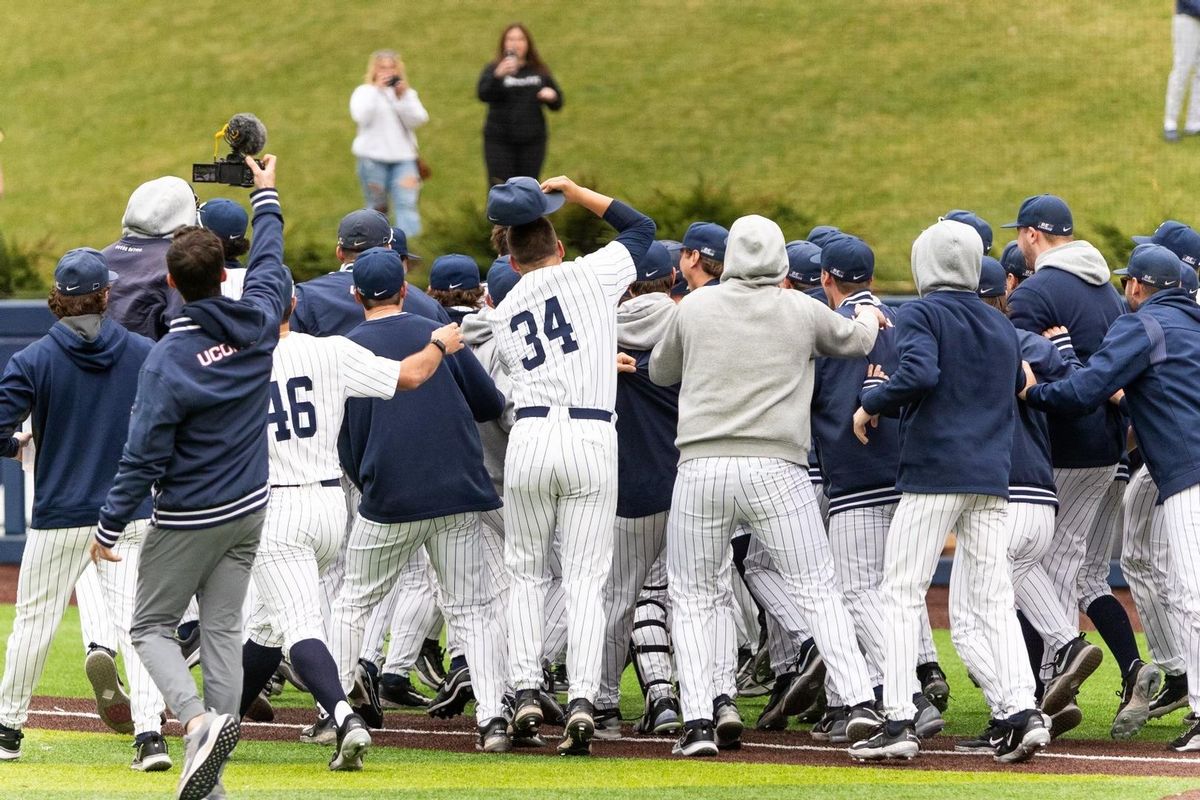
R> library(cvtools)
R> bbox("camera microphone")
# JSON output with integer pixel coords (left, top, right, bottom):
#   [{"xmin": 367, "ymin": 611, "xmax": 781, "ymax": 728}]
[
  {"xmin": 223, "ymin": 113, "xmax": 267, "ymax": 157},
  {"xmin": 193, "ymin": 113, "xmax": 267, "ymax": 188}
]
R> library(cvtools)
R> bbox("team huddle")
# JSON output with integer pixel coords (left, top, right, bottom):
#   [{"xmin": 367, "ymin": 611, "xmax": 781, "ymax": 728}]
[{"xmin": 1, "ymin": 154, "xmax": 1199, "ymax": 798}]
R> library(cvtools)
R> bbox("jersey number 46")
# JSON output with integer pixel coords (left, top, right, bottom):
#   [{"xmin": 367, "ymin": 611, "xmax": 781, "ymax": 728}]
[
  {"xmin": 510, "ymin": 296, "xmax": 579, "ymax": 370},
  {"xmin": 268, "ymin": 376, "xmax": 317, "ymax": 440}
]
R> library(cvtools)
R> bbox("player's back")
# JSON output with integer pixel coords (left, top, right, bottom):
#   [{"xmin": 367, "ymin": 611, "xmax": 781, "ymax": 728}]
[{"xmin": 487, "ymin": 241, "xmax": 634, "ymax": 412}]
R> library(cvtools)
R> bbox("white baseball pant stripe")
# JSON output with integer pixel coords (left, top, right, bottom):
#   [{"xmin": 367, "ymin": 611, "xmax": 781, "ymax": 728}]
[
  {"xmin": 883, "ymin": 493, "xmax": 1035, "ymax": 721},
  {"xmin": 599, "ymin": 511, "xmax": 667, "ymax": 708},
  {"xmin": 1166, "ymin": 13, "xmax": 1200, "ymax": 131},
  {"xmin": 504, "ymin": 414, "xmax": 617, "ymax": 702},
  {"xmin": 1160, "ymin": 484, "xmax": 1200, "ymax": 714},
  {"xmin": 1078, "ymin": 477, "xmax": 1124, "ymax": 610},
  {"xmin": 630, "ymin": 552, "xmax": 674, "ymax": 702},
  {"xmin": 247, "ymin": 486, "xmax": 344, "ymax": 651},
  {"xmin": 1007, "ymin": 503, "xmax": 1075, "ymax": 656},
  {"xmin": 75, "ymin": 565, "xmax": 119, "ymax": 653},
  {"xmin": 330, "ymin": 511, "xmax": 505, "ymax": 722},
  {"xmin": 668, "ymin": 457, "xmax": 873, "ymax": 723},
  {"xmin": 1040, "ymin": 466, "xmax": 1116, "ymax": 632},
  {"xmin": 1121, "ymin": 466, "xmax": 1186, "ymax": 674},
  {"xmin": 0, "ymin": 523, "xmax": 164, "ymax": 734}
]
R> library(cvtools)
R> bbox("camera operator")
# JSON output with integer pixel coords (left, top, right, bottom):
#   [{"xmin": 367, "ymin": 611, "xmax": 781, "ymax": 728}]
[
  {"xmin": 477, "ymin": 23, "xmax": 563, "ymax": 185},
  {"xmin": 350, "ymin": 50, "xmax": 429, "ymax": 237}
]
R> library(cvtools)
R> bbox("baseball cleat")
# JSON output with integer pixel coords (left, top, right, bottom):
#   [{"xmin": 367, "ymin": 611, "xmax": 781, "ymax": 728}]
[
  {"xmin": 176, "ymin": 624, "xmax": 201, "ymax": 670},
  {"xmin": 593, "ymin": 707, "xmax": 622, "ymax": 740},
  {"xmin": 844, "ymin": 702, "xmax": 885, "ymax": 743},
  {"xmin": 993, "ymin": 709, "xmax": 1050, "ymax": 764},
  {"xmin": 178, "ymin": 711, "xmax": 239, "ymax": 800},
  {"xmin": 477, "ymin": 717, "xmax": 511, "ymax": 753},
  {"xmin": 755, "ymin": 672, "xmax": 796, "ymax": 731},
  {"xmin": 672, "ymin": 720, "xmax": 719, "ymax": 757},
  {"xmin": 538, "ymin": 688, "xmax": 565, "ymax": 726},
  {"xmin": 277, "ymin": 659, "xmax": 308, "ymax": 694},
  {"xmin": 913, "ymin": 693, "xmax": 945, "ymax": 739},
  {"xmin": 131, "ymin": 732, "xmax": 172, "ymax": 772},
  {"xmin": 636, "ymin": 695, "xmax": 682, "ymax": 735},
  {"xmin": 379, "ymin": 672, "xmax": 431, "ymax": 709},
  {"xmin": 1049, "ymin": 702, "xmax": 1082, "ymax": 739},
  {"xmin": 735, "ymin": 648, "xmax": 774, "ymax": 697},
  {"xmin": 1171, "ymin": 718, "xmax": 1200, "ymax": 752},
  {"xmin": 299, "ymin": 715, "xmax": 337, "ymax": 745},
  {"xmin": 1040, "ymin": 634, "xmax": 1103, "ymax": 717},
  {"xmin": 245, "ymin": 690, "xmax": 275, "ymax": 723},
  {"xmin": 329, "ymin": 713, "xmax": 371, "ymax": 771},
  {"xmin": 810, "ymin": 706, "xmax": 846, "ymax": 742},
  {"xmin": 428, "ymin": 665, "xmax": 474, "ymax": 719},
  {"xmin": 1149, "ymin": 672, "xmax": 1189, "ymax": 719},
  {"xmin": 349, "ymin": 659, "xmax": 384, "ymax": 728},
  {"xmin": 414, "ymin": 639, "xmax": 447, "ymax": 692},
  {"xmin": 713, "ymin": 694, "xmax": 743, "ymax": 750},
  {"xmin": 557, "ymin": 699, "xmax": 595, "ymax": 756},
  {"xmin": 848, "ymin": 721, "xmax": 919, "ymax": 761},
  {"xmin": 955, "ymin": 720, "xmax": 1002, "ymax": 753},
  {"xmin": 0, "ymin": 724, "xmax": 23, "ymax": 761},
  {"xmin": 917, "ymin": 661, "xmax": 950, "ymax": 713},
  {"xmin": 1111, "ymin": 659, "xmax": 1161, "ymax": 740},
  {"xmin": 85, "ymin": 645, "xmax": 134, "ymax": 735},
  {"xmin": 511, "ymin": 689, "xmax": 543, "ymax": 738}
]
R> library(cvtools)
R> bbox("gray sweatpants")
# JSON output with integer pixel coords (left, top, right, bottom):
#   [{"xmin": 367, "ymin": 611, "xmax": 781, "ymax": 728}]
[{"xmin": 130, "ymin": 511, "xmax": 264, "ymax": 727}]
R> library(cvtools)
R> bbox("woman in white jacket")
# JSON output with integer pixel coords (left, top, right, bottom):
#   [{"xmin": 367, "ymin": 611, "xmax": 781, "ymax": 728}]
[{"xmin": 350, "ymin": 50, "xmax": 429, "ymax": 236}]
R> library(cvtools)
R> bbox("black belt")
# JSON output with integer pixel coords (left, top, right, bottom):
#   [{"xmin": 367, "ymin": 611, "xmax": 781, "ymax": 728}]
[
  {"xmin": 271, "ymin": 478, "xmax": 341, "ymax": 489},
  {"xmin": 515, "ymin": 406, "xmax": 613, "ymax": 422}
]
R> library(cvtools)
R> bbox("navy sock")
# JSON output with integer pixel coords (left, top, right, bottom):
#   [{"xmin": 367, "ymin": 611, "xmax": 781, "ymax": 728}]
[
  {"xmin": 291, "ymin": 639, "xmax": 349, "ymax": 720},
  {"xmin": 1086, "ymin": 595, "xmax": 1141, "ymax": 676},
  {"xmin": 450, "ymin": 655, "xmax": 467, "ymax": 671},
  {"xmin": 1016, "ymin": 612, "xmax": 1043, "ymax": 699},
  {"xmin": 239, "ymin": 640, "xmax": 283, "ymax": 718}
]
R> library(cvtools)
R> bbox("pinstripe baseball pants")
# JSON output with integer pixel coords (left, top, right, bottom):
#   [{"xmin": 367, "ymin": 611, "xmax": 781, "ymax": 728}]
[
  {"xmin": 364, "ymin": 550, "xmax": 444, "ymax": 672},
  {"xmin": 330, "ymin": 511, "xmax": 505, "ymax": 722},
  {"xmin": 1041, "ymin": 466, "xmax": 1116, "ymax": 627},
  {"xmin": 883, "ymin": 493, "xmax": 1036, "ymax": 720},
  {"xmin": 1160, "ymin": 484, "xmax": 1200, "ymax": 713},
  {"xmin": 1078, "ymin": 477, "xmax": 1125, "ymax": 610},
  {"xmin": 1007, "ymin": 502, "xmax": 1075, "ymax": 656},
  {"xmin": 75, "ymin": 565, "xmax": 119, "ymax": 654},
  {"xmin": 0, "ymin": 522, "xmax": 163, "ymax": 734},
  {"xmin": 1121, "ymin": 467, "xmax": 1186, "ymax": 674},
  {"xmin": 668, "ymin": 457, "xmax": 873, "ymax": 723},
  {"xmin": 504, "ymin": 415, "xmax": 617, "ymax": 702},
  {"xmin": 743, "ymin": 533, "xmax": 807, "ymax": 672}
]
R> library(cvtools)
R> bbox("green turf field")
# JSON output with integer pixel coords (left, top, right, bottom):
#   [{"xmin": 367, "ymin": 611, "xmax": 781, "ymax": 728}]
[
  {"xmin": 3, "ymin": 1, "xmax": 1198, "ymax": 286},
  {"xmin": 2, "ymin": 604, "xmax": 1198, "ymax": 799}
]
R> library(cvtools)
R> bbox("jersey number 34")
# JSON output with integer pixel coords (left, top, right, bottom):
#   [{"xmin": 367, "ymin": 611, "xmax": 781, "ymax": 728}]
[
  {"xmin": 510, "ymin": 296, "xmax": 579, "ymax": 370},
  {"xmin": 268, "ymin": 376, "xmax": 317, "ymax": 440}
]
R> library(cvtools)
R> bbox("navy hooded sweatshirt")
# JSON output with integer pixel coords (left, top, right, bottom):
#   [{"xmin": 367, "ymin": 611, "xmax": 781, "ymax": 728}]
[
  {"xmin": 97, "ymin": 188, "xmax": 290, "ymax": 544},
  {"xmin": 1010, "ymin": 329, "xmax": 1080, "ymax": 506},
  {"xmin": 0, "ymin": 317, "xmax": 154, "ymax": 529},
  {"xmin": 338, "ymin": 312, "xmax": 503, "ymax": 523},
  {"xmin": 1026, "ymin": 290, "xmax": 1200, "ymax": 501},
  {"xmin": 292, "ymin": 267, "xmax": 449, "ymax": 336},
  {"xmin": 811, "ymin": 290, "xmax": 902, "ymax": 514},
  {"xmin": 1007, "ymin": 243, "xmax": 1126, "ymax": 468}
]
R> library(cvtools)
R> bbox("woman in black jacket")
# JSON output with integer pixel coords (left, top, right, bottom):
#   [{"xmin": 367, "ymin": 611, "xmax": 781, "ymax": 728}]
[{"xmin": 477, "ymin": 23, "xmax": 563, "ymax": 185}]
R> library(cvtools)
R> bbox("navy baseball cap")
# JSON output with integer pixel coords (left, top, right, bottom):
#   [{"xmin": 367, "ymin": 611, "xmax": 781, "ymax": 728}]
[
  {"xmin": 338, "ymin": 210, "xmax": 393, "ymax": 251},
  {"xmin": 486, "ymin": 257, "xmax": 521, "ymax": 306},
  {"xmin": 943, "ymin": 210, "xmax": 993, "ymax": 254},
  {"xmin": 1114, "ymin": 243, "xmax": 1184, "ymax": 288},
  {"xmin": 785, "ymin": 240, "xmax": 823, "ymax": 286},
  {"xmin": 817, "ymin": 234, "xmax": 874, "ymax": 282},
  {"xmin": 682, "ymin": 222, "xmax": 728, "ymax": 262},
  {"xmin": 54, "ymin": 248, "xmax": 118, "ymax": 296},
  {"xmin": 636, "ymin": 241, "xmax": 673, "ymax": 281},
  {"xmin": 1002, "ymin": 194, "xmax": 1074, "ymax": 236},
  {"xmin": 1182, "ymin": 263, "xmax": 1199, "ymax": 298},
  {"xmin": 1000, "ymin": 241, "xmax": 1034, "ymax": 279},
  {"xmin": 390, "ymin": 227, "xmax": 421, "ymax": 261},
  {"xmin": 429, "ymin": 254, "xmax": 481, "ymax": 291},
  {"xmin": 977, "ymin": 256, "xmax": 1007, "ymax": 298},
  {"xmin": 1132, "ymin": 220, "xmax": 1200, "ymax": 268},
  {"xmin": 486, "ymin": 177, "xmax": 566, "ymax": 226},
  {"xmin": 806, "ymin": 225, "xmax": 842, "ymax": 248},
  {"xmin": 659, "ymin": 239, "xmax": 684, "ymax": 270},
  {"xmin": 351, "ymin": 247, "xmax": 406, "ymax": 298},
  {"xmin": 198, "ymin": 198, "xmax": 248, "ymax": 242},
  {"xmin": 670, "ymin": 270, "xmax": 689, "ymax": 298}
]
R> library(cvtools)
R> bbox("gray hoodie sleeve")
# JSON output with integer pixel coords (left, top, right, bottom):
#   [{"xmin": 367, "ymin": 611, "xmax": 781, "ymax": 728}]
[
  {"xmin": 648, "ymin": 310, "xmax": 684, "ymax": 386},
  {"xmin": 810, "ymin": 302, "xmax": 879, "ymax": 358}
]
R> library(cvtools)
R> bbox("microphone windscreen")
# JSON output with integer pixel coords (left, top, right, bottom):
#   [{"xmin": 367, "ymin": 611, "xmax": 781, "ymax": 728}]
[{"xmin": 224, "ymin": 113, "xmax": 267, "ymax": 156}]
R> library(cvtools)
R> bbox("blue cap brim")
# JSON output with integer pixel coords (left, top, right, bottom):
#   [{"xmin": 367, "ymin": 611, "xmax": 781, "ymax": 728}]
[
  {"xmin": 1131, "ymin": 235, "xmax": 1153, "ymax": 245},
  {"xmin": 1113, "ymin": 267, "xmax": 1131, "ymax": 276},
  {"xmin": 108, "ymin": 270, "xmax": 120, "ymax": 283},
  {"xmin": 542, "ymin": 190, "xmax": 566, "ymax": 216},
  {"xmin": 1000, "ymin": 221, "xmax": 1020, "ymax": 229}
]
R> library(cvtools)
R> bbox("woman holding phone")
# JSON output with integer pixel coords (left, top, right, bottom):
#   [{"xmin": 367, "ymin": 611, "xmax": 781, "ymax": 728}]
[{"xmin": 476, "ymin": 23, "xmax": 563, "ymax": 185}]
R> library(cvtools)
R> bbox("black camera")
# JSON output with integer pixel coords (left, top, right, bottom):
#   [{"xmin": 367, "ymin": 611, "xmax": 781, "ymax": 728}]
[
  {"xmin": 386, "ymin": 75, "xmax": 403, "ymax": 87},
  {"xmin": 192, "ymin": 113, "xmax": 267, "ymax": 188}
]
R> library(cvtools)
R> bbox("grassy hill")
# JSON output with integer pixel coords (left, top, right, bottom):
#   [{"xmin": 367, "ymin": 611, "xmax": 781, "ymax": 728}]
[{"xmin": 1, "ymin": 0, "xmax": 1196, "ymax": 289}]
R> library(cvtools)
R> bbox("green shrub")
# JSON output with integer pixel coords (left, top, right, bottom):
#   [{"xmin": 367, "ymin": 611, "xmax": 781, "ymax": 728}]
[{"xmin": 0, "ymin": 229, "xmax": 46, "ymax": 298}]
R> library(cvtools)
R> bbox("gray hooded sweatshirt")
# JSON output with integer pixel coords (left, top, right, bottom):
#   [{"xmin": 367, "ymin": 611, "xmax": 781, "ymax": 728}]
[
  {"xmin": 463, "ymin": 306, "xmax": 515, "ymax": 494},
  {"xmin": 1033, "ymin": 240, "xmax": 1111, "ymax": 286},
  {"xmin": 649, "ymin": 214, "xmax": 879, "ymax": 465}
]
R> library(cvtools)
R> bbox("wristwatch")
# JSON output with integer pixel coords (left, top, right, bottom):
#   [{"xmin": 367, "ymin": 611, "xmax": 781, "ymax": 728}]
[{"xmin": 429, "ymin": 336, "xmax": 447, "ymax": 354}]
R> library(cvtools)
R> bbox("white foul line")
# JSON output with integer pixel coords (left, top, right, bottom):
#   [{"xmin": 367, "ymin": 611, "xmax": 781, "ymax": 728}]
[{"xmin": 29, "ymin": 708, "xmax": 1199, "ymax": 767}]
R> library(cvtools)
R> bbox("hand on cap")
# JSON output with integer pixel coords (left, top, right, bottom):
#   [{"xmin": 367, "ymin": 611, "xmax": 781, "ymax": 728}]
[
  {"xmin": 89, "ymin": 541, "xmax": 121, "ymax": 565},
  {"xmin": 432, "ymin": 323, "xmax": 463, "ymax": 354},
  {"xmin": 539, "ymin": 175, "xmax": 580, "ymax": 202},
  {"xmin": 246, "ymin": 154, "xmax": 276, "ymax": 190},
  {"xmin": 616, "ymin": 352, "xmax": 637, "ymax": 374},
  {"xmin": 1018, "ymin": 360, "xmax": 1036, "ymax": 401},
  {"xmin": 852, "ymin": 406, "xmax": 879, "ymax": 445}
]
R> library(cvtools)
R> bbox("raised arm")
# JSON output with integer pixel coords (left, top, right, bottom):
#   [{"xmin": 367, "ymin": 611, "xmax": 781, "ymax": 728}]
[
  {"xmin": 810, "ymin": 300, "xmax": 882, "ymax": 359},
  {"xmin": 238, "ymin": 155, "xmax": 289, "ymax": 328},
  {"xmin": 539, "ymin": 176, "xmax": 656, "ymax": 265}
]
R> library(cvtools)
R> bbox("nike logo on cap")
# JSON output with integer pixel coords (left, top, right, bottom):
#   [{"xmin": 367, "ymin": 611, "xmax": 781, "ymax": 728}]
[
  {"xmin": 66, "ymin": 284, "xmax": 80, "ymax": 291},
  {"xmin": 449, "ymin": 282, "xmax": 464, "ymax": 289},
  {"xmin": 372, "ymin": 288, "xmax": 390, "ymax": 297}
]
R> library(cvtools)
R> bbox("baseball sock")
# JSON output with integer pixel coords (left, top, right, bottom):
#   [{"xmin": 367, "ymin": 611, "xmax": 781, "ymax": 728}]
[
  {"xmin": 290, "ymin": 639, "xmax": 352, "ymax": 723},
  {"xmin": 1085, "ymin": 595, "xmax": 1141, "ymax": 676},
  {"xmin": 1016, "ymin": 612, "xmax": 1044, "ymax": 700},
  {"xmin": 240, "ymin": 641, "xmax": 284, "ymax": 717},
  {"xmin": 450, "ymin": 654, "xmax": 467, "ymax": 672}
]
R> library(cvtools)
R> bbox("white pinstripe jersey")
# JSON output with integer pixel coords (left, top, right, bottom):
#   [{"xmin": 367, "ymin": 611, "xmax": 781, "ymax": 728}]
[
  {"xmin": 267, "ymin": 332, "xmax": 400, "ymax": 485},
  {"xmin": 488, "ymin": 241, "xmax": 636, "ymax": 412}
]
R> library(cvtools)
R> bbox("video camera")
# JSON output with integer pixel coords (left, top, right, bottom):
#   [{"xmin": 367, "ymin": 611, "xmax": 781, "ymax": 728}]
[{"xmin": 192, "ymin": 114, "xmax": 267, "ymax": 188}]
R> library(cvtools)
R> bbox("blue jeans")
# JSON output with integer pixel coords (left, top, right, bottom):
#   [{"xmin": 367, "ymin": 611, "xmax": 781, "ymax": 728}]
[{"xmin": 356, "ymin": 158, "xmax": 421, "ymax": 237}]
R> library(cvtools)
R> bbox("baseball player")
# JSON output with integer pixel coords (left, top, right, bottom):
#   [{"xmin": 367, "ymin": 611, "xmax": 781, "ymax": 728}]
[
  {"xmin": 651, "ymin": 213, "xmax": 887, "ymax": 757},
  {"xmin": 485, "ymin": 174, "xmax": 656, "ymax": 756},
  {"xmin": 329, "ymin": 247, "xmax": 509, "ymax": 753},
  {"xmin": 235, "ymin": 271, "xmax": 463, "ymax": 771},
  {"xmin": 0, "ymin": 250, "xmax": 167, "ymax": 769},
  {"xmin": 427, "ymin": 254, "xmax": 485, "ymax": 324},
  {"xmin": 199, "ymin": 198, "xmax": 250, "ymax": 300},
  {"xmin": 1024, "ymin": 243, "xmax": 1200, "ymax": 752},
  {"xmin": 677, "ymin": 222, "xmax": 728, "ymax": 292},
  {"xmin": 851, "ymin": 219, "xmax": 1046, "ymax": 764}
]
